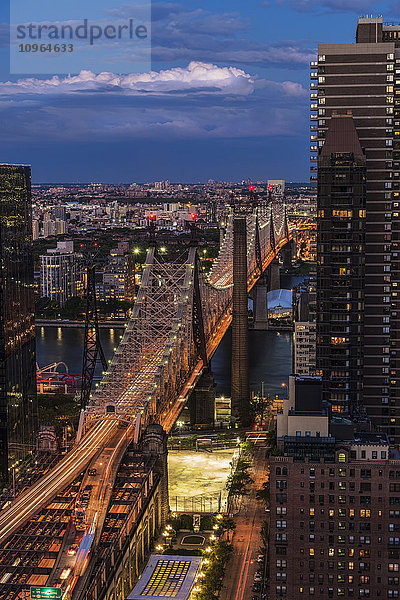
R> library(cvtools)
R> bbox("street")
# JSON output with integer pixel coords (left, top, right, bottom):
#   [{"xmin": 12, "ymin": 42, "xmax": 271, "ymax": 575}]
[{"xmin": 220, "ymin": 448, "xmax": 268, "ymax": 600}]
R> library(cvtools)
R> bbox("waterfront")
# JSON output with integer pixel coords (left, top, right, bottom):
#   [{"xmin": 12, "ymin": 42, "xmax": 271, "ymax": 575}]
[{"xmin": 36, "ymin": 325, "xmax": 292, "ymax": 398}]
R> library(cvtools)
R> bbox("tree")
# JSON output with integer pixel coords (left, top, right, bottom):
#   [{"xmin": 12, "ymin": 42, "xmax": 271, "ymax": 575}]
[
  {"xmin": 256, "ymin": 481, "xmax": 270, "ymax": 504},
  {"xmin": 60, "ymin": 296, "xmax": 86, "ymax": 320}
]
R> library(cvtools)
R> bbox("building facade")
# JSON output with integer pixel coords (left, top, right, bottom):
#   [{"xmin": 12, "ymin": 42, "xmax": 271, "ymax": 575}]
[
  {"xmin": 269, "ymin": 444, "xmax": 400, "ymax": 599},
  {"xmin": 270, "ymin": 375, "xmax": 400, "ymax": 599},
  {"xmin": 313, "ymin": 17, "xmax": 400, "ymax": 442},
  {"xmin": 316, "ymin": 115, "xmax": 366, "ymax": 417},
  {"xmin": 99, "ymin": 250, "xmax": 136, "ymax": 303},
  {"xmin": 40, "ymin": 241, "xmax": 83, "ymax": 306},
  {"xmin": 0, "ymin": 164, "xmax": 37, "ymax": 482},
  {"xmin": 294, "ymin": 282, "xmax": 317, "ymax": 376},
  {"xmin": 295, "ymin": 321, "xmax": 317, "ymax": 376}
]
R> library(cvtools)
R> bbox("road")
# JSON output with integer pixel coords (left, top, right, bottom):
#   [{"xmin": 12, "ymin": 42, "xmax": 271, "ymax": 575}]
[
  {"xmin": 0, "ymin": 419, "xmax": 127, "ymax": 546},
  {"xmin": 220, "ymin": 448, "xmax": 267, "ymax": 600}
]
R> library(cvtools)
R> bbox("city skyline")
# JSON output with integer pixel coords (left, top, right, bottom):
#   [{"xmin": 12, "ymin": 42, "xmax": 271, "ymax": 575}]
[{"xmin": 0, "ymin": 1, "xmax": 399, "ymax": 182}]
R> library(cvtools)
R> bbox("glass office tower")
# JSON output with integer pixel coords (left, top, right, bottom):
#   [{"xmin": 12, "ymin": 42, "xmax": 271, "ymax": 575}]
[{"xmin": 0, "ymin": 164, "xmax": 37, "ymax": 483}]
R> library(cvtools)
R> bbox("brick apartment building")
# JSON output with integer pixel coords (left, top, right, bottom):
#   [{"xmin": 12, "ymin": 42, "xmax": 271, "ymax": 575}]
[{"xmin": 269, "ymin": 376, "xmax": 400, "ymax": 599}]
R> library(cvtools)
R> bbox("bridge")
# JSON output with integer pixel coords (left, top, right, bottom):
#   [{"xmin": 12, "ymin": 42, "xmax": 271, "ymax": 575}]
[{"xmin": 0, "ymin": 201, "xmax": 296, "ymax": 598}]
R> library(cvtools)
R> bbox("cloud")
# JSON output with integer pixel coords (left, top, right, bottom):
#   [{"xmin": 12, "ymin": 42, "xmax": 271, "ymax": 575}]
[
  {"xmin": 0, "ymin": 62, "xmax": 255, "ymax": 96},
  {"xmin": 150, "ymin": 2, "xmax": 313, "ymax": 69},
  {"xmin": 0, "ymin": 62, "xmax": 307, "ymax": 144},
  {"xmin": 279, "ymin": 0, "xmax": 379, "ymax": 13},
  {"xmin": 152, "ymin": 41, "xmax": 314, "ymax": 69}
]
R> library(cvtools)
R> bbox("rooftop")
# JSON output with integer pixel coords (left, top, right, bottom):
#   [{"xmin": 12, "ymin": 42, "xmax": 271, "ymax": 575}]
[
  {"xmin": 352, "ymin": 432, "xmax": 389, "ymax": 446},
  {"xmin": 127, "ymin": 555, "xmax": 202, "ymax": 600}
]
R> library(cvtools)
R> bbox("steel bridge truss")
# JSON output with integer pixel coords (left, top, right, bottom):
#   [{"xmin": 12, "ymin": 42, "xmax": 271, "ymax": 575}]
[{"xmin": 85, "ymin": 203, "xmax": 292, "ymax": 427}]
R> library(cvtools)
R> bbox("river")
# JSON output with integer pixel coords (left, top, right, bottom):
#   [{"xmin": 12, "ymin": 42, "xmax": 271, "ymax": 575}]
[
  {"xmin": 36, "ymin": 274, "xmax": 301, "ymax": 398},
  {"xmin": 36, "ymin": 325, "xmax": 292, "ymax": 398}
]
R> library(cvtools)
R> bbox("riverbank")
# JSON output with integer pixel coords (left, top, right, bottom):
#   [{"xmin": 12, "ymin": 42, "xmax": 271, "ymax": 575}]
[{"xmin": 35, "ymin": 319, "xmax": 126, "ymax": 328}]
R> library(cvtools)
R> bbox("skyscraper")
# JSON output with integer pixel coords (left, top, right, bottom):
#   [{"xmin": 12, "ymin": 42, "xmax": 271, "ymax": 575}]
[
  {"xmin": 313, "ymin": 16, "xmax": 400, "ymax": 442},
  {"xmin": 0, "ymin": 165, "xmax": 37, "ymax": 482},
  {"xmin": 316, "ymin": 115, "xmax": 366, "ymax": 417}
]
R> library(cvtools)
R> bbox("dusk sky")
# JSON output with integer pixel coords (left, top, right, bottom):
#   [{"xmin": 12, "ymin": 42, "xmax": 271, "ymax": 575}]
[{"xmin": 0, "ymin": 0, "xmax": 399, "ymax": 183}]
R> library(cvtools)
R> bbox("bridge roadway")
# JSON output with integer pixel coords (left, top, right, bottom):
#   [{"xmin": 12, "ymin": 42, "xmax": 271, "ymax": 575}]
[{"xmin": 0, "ymin": 420, "xmax": 119, "ymax": 546}]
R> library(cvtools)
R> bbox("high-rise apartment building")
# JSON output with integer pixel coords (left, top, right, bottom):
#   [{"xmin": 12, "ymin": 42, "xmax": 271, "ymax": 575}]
[
  {"xmin": 313, "ymin": 16, "xmax": 400, "ymax": 442},
  {"xmin": 40, "ymin": 241, "xmax": 83, "ymax": 306},
  {"xmin": 0, "ymin": 165, "xmax": 37, "ymax": 482},
  {"xmin": 316, "ymin": 115, "xmax": 366, "ymax": 417},
  {"xmin": 98, "ymin": 248, "xmax": 136, "ymax": 303}
]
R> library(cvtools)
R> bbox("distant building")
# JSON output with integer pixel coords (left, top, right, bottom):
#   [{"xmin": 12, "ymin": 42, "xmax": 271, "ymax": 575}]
[
  {"xmin": 99, "ymin": 249, "xmax": 135, "ymax": 303},
  {"xmin": 0, "ymin": 164, "xmax": 37, "ymax": 482},
  {"xmin": 268, "ymin": 179, "xmax": 285, "ymax": 199},
  {"xmin": 52, "ymin": 205, "xmax": 66, "ymax": 221},
  {"xmin": 267, "ymin": 289, "xmax": 293, "ymax": 319},
  {"xmin": 42, "ymin": 219, "xmax": 56, "ymax": 237},
  {"xmin": 32, "ymin": 219, "xmax": 39, "ymax": 240},
  {"xmin": 154, "ymin": 180, "xmax": 170, "ymax": 191},
  {"xmin": 40, "ymin": 241, "xmax": 83, "ymax": 306}
]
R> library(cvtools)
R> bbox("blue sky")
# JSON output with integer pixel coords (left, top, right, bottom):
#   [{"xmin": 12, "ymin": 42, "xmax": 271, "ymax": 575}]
[{"xmin": 0, "ymin": 0, "xmax": 399, "ymax": 183}]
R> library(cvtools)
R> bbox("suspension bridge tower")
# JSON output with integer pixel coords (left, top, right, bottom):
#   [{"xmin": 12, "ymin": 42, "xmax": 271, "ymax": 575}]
[{"xmin": 231, "ymin": 212, "xmax": 251, "ymax": 426}]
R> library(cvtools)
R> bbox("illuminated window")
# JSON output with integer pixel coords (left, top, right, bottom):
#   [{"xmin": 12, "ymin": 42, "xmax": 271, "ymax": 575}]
[
  {"xmin": 332, "ymin": 209, "xmax": 353, "ymax": 217},
  {"xmin": 309, "ymin": 548, "xmax": 315, "ymax": 556},
  {"xmin": 360, "ymin": 510, "xmax": 371, "ymax": 518},
  {"xmin": 349, "ymin": 562, "xmax": 354, "ymax": 570},
  {"xmin": 329, "ymin": 548, "xmax": 335, "ymax": 556},
  {"xmin": 338, "ymin": 453, "xmax": 346, "ymax": 463},
  {"xmin": 331, "ymin": 337, "xmax": 346, "ymax": 344}
]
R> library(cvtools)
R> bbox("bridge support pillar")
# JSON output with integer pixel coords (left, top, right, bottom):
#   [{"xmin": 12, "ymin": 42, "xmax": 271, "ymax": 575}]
[
  {"xmin": 253, "ymin": 275, "xmax": 269, "ymax": 330},
  {"xmin": 281, "ymin": 239, "xmax": 296, "ymax": 269},
  {"xmin": 142, "ymin": 425, "xmax": 169, "ymax": 525},
  {"xmin": 189, "ymin": 370, "xmax": 216, "ymax": 427},
  {"xmin": 268, "ymin": 258, "xmax": 281, "ymax": 291},
  {"xmin": 231, "ymin": 215, "xmax": 251, "ymax": 427}
]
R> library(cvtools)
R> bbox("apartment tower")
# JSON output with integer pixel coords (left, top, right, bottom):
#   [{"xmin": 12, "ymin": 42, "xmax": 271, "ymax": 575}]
[{"xmin": 313, "ymin": 16, "xmax": 400, "ymax": 442}]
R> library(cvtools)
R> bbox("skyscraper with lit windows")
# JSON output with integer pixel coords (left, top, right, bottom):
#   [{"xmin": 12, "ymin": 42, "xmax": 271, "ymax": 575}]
[
  {"xmin": 313, "ymin": 16, "xmax": 400, "ymax": 442},
  {"xmin": 0, "ymin": 164, "xmax": 37, "ymax": 482}
]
